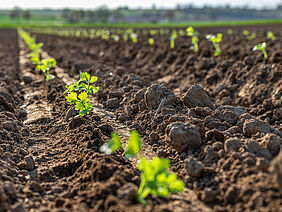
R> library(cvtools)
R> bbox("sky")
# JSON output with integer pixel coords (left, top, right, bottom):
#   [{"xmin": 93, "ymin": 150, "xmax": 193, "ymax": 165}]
[{"xmin": 0, "ymin": 0, "xmax": 281, "ymax": 9}]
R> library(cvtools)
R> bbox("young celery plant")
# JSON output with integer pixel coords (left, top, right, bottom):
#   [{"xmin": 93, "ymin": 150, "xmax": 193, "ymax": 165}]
[
  {"xmin": 148, "ymin": 38, "xmax": 154, "ymax": 45},
  {"xmin": 227, "ymin": 29, "xmax": 233, "ymax": 35},
  {"xmin": 18, "ymin": 28, "xmax": 43, "ymax": 65},
  {"xmin": 186, "ymin": 26, "xmax": 199, "ymax": 52},
  {"xmin": 253, "ymin": 42, "xmax": 268, "ymax": 58},
  {"xmin": 170, "ymin": 30, "xmax": 178, "ymax": 48},
  {"xmin": 100, "ymin": 130, "xmax": 184, "ymax": 205},
  {"xmin": 206, "ymin": 33, "xmax": 223, "ymax": 56},
  {"xmin": 247, "ymin": 32, "xmax": 256, "ymax": 40},
  {"xmin": 65, "ymin": 71, "xmax": 99, "ymax": 117},
  {"xmin": 130, "ymin": 32, "xmax": 138, "ymax": 43},
  {"xmin": 267, "ymin": 31, "xmax": 276, "ymax": 41},
  {"xmin": 36, "ymin": 58, "xmax": 56, "ymax": 81},
  {"xmin": 243, "ymin": 30, "xmax": 256, "ymax": 40}
]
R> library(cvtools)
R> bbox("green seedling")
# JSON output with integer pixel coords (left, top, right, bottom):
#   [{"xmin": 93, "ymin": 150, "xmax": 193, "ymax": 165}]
[
  {"xmin": 66, "ymin": 91, "xmax": 92, "ymax": 117},
  {"xmin": 206, "ymin": 33, "xmax": 222, "ymax": 56},
  {"xmin": 130, "ymin": 32, "xmax": 138, "ymax": 43},
  {"xmin": 267, "ymin": 31, "xmax": 276, "ymax": 41},
  {"xmin": 186, "ymin": 26, "xmax": 199, "ymax": 52},
  {"xmin": 65, "ymin": 71, "xmax": 99, "ymax": 94},
  {"xmin": 100, "ymin": 130, "xmax": 184, "ymax": 205},
  {"xmin": 148, "ymin": 38, "xmax": 154, "ymax": 45},
  {"xmin": 124, "ymin": 130, "xmax": 141, "ymax": 159},
  {"xmin": 170, "ymin": 30, "xmax": 178, "ymax": 48},
  {"xmin": 247, "ymin": 32, "xmax": 256, "ymax": 40},
  {"xmin": 243, "ymin": 30, "xmax": 256, "ymax": 40},
  {"xmin": 65, "ymin": 71, "xmax": 99, "ymax": 117},
  {"xmin": 36, "ymin": 58, "xmax": 56, "ymax": 81},
  {"xmin": 227, "ymin": 29, "xmax": 233, "ymax": 35},
  {"xmin": 242, "ymin": 30, "xmax": 249, "ymax": 36},
  {"xmin": 18, "ymin": 28, "xmax": 42, "ymax": 64},
  {"xmin": 100, "ymin": 132, "xmax": 122, "ymax": 155},
  {"xmin": 30, "ymin": 53, "xmax": 40, "ymax": 64},
  {"xmin": 137, "ymin": 157, "xmax": 185, "ymax": 205},
  {"xmin": 253, "ymin": 42, "xmax": 268, "ymax": 58},
  {"xmin": 111, "ymin": 34, "xmax": 120, "ymax": 42},
  {"xmin": 178, "ymin": 29, "xmax": 185, "ymax": 36},
  {"xmin": 150, "ymin": 30, "xmax": 157, "ymax": 36},
  {"xmin": 100, "ymin": 130, "xmax": 141, "ymax": 159},
  {"xmin": 18, "ymin": 28, "xmax": 57, "ymax": 81},
  {"xmin": 123, "ymin": 33, "xmax": 128, "ymax": 42}
]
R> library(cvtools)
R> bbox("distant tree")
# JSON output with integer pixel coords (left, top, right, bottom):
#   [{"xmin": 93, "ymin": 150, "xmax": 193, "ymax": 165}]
[
  {"xmin": 165, "ymin": 10, "xmax": 175, "ymax": 22},
  {"xmin": 97, "ymin": 5, "xmax": 108, "ymax": 10},
  {"xmin": 10, "ymin": 7, "xmax": 22, "ymax": 20},
  {"xmin": 23, "ymin": 10, "xmax": 31, "ymax": 20},
  {"xmin": 97, "ymin": 10, "xmax": 110, "ymax": 23},
  {"xmin": 176, "ymin": 4, "xmax": 182, "ymax": 10},
  {"xmin": 79, "ymin": 10, "xmax": 86, "ymax": 19},
  {"xmin": 86, "ymin": 10, "xmax": 96, "ymax": 22},
  {"xmin": 210, "ymin": 13, "xmax": 217, "ymax": 21},
  {"xmin": 70, "ymin": 10, "xmax": 82, "ymax": 23},
  {"xmin": 62, "ymin": 8, "xmax": 71, "ymax": 21},
  {"xmin": 112, "ymin": 10, "xmax": 123, "ymax": 22}
]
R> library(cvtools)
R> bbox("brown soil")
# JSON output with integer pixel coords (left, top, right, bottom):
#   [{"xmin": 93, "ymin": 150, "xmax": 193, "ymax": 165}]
[{"xmin": 0, "ymin": 25, "xmax": 281, "ymax": 212}]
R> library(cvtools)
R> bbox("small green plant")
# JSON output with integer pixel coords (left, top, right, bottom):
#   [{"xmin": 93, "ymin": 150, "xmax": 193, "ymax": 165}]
[
  {"xmin": 18, "ymin": 28, "xmax": 57, "ymax": 81},
  {"xmin": 18, "ymin": 28, "xmax": 42, "ymax": 64},
  {"xmin": 100, "ymin": 130, "xmax": 184, "ymax": 205},
  {"xmin": 66, "ymin": 91, "xmax": 93, "ymax": 117},
  {"xmin": 130, "ymin": 32, "xmax": 138, "ymax": 43},
  {"xmin": 65, "ymin": 71, "xmax": 99, "ymax": 117},
  {"xmin": 247, "ymin": 32, "xmax": 256, "ymax": 40},
  {"xmin": 242, "ymin": 30, "xmax": 249, "ymax": 36},
  {"xmin": 243, "ymin": 30, "xmax": 256, "ymax": 40},
  {"xmin": 137, "ymin": 157, "xmax": 184, "ymax": 205},
  {"xmin": 227, "ymin": 29, "xmax": 233, "ymax": 35},
  {"xmin": 178, "ymin": 29, "xmax": 185, "ymax": 36},
  {"xmin": 267, "ymin": 31, "xmax": 276, "ymax": 40},
  {"xmin": 36, "ymin": 58, "xmax": 56, "ymax": 81},
  {"xmin": 206, "ymin": 33, "xmax": 222, "ymax": 56},
  {"xmin": 111, "ymin": 34, "xmax": 120, "ymax": 42},
  {"xmin": 100, "ymin": 130, "xmax": 141, "ymax": 158},
  {"xmin": 186, "ymin": 26, "xmax": 199, "ymax": 52},
  {"xmin": 253, "ymin": 42, "xmax": 268, "ymax": 58},
  {"xmin": 170, "ymin": 30, "xmax": 178, "ymax": 48},
  {"xmin": 150, "ymin": 30, "xmax": 157, "ymax": 36},
  {"xmin": 148, "ymin": 38, "xmax": 154, "ymax": 45}
]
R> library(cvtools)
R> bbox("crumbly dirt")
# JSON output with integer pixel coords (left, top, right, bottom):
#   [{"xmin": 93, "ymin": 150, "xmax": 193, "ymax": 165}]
[{"xmin": 0, "ymin": 25, "xmax": 281, "ymax": 212}]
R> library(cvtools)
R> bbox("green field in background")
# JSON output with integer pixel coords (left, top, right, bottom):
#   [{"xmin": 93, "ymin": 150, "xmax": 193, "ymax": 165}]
[{"xmin": 0, "ymin": 16, "xmax": 282, "ymax": 28}]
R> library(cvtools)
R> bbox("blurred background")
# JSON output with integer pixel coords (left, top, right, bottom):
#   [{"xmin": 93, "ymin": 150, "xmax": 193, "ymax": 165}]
[{"xmin": 0, "ymin": 0, "xmax": 281, "ymax": 26}]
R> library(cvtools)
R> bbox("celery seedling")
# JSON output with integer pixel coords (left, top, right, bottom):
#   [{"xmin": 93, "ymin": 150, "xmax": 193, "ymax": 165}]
[
  {"xmin": 243, "ymin": 30, "xmax": 256, "ymax": 40},
  {"xmin": 138, "ymin": 157, "xmax": 185, "ymax": 205},
  {"xmin": 267, "ymin": 31, "xmax": 276, "ymax": 41},
  {"xmin": 100, "ymin": 130, "xmax": 141, "ymax": 158},
  {"xmin": 100, "ymin": 132, "xmax": 122, "ymax": 155},
  {"xmin": 65, "ymin": 71, "xmax": 99, "ymax": 117},
  {"xmin": 130, "ymin": 33, "xmax": 138, "ymax": 43},
  {"xmin": 242, "ymin": 30, "xmax": 249, "ymax": 36},
  {"xmin": 206, "ymin": 33, "xmax": 222, "ymax": 56},
  {"xmin": 253, "ymin": 42, "xmax": 268, "ymax": 58},
  {"xmin": 148, "ymin": 38, "xmax": 154, "ymax": 45},
  {"xmin": 36, "ymin": 58, "xmax": 56, "ymax": 81},
  {"xmin": 100, "ymin": 130, "xmax": 184, "ymax": 205},
  {"xmin": 186, "ymin": 26, "xmax": 199, "ymax": 52},
  {"xmin": 66, "ymin": 91, "xmax": 92, "ymax": 117},
  {"xmin": 227, "ymin": 29, "xmax": 233, "ymax": 35},
  {"xmin": 247, "ymin": 32, "xmax": 256, "ymax": 40},
  {"xmin": 170, "ymin": 31, "xmax": 177, "ymax": 48}
]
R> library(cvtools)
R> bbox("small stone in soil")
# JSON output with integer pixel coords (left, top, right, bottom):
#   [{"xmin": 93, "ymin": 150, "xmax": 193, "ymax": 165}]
[{"xmin": 184, "ymin": 156, "xmax": 205, "ymax": 177}]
